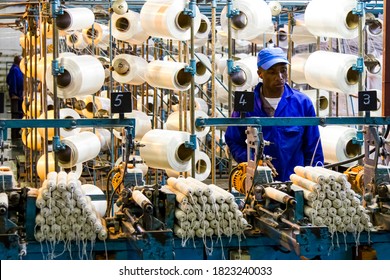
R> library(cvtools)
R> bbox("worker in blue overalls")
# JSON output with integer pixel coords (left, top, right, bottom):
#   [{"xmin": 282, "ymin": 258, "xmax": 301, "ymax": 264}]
[
  {"xmin": 6, "ymin": 55, "xmax": 24, "ymax": 139},
  {"xmin": 225, "ymin": 47, "xmax": 324, "ymax": 182}
]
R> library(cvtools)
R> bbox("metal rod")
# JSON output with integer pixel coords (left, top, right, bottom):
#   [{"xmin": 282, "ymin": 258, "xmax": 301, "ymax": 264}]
[
  {"xmin": 195, "ymin": 116, "xmax": 390, "ymax": 127},
  {"xmin": 42, "ymin": 14, "xmax": 49, "ymax": 181},
  {"xmin": 383, "ymin": 0, "xmax": 390, "ymax": 116},
  {"xmin": 211, "ymin": 0, "xmax": 217, "ymax": 184},
  {"xmin": 50, "ymin": 0, "xmax": 60, "ymax": 172},
  {"xmin": 357, "ymin": 2, "xmax": 366, "ymax": 165},
  {"xmin": 0, "ymin": 118, "xmax": 135, "ymax": 129},
  {"xmin": 190, "ymin": 0, "xmax": 196, "ymax": 178},
  {"xmin": 227, "ymin": 0, "xmax": 233, "ymax": 117},
  {"xmin": 287, "ymin": 10, "xmax": 293, "ymax": 85}
]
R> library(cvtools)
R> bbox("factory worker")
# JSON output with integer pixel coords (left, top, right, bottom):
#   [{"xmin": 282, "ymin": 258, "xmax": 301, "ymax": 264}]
[
  {"xmin": 225, "ymin": 47, "xmax": 324, "ymax": 181},
  {"xmin": 6, "ymin": 55, "xmax": 24, "ymax": 139}
]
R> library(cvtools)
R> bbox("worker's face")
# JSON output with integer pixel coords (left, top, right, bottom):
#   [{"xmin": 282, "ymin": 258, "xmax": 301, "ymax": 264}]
[{"xmin": 258, "ymin": 63, "xmax": 288, "ymax": 90}]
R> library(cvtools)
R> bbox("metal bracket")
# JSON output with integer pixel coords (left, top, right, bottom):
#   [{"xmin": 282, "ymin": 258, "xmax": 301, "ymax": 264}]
[
  {"xmin": 185, "ymin": 134, "xmax": 197, "ymax": 150},
  {"xmin": 352, "ymin": 57, "xmax": 365, "ymax": 73},
  {"xmin": 50, "ymin": 0, "xmax": 63, "ymax": 18},
  {"xmin": 226, "ymin": 0, "xmax": 240, "ymax": 18},
  {"xmin": 352, "ymin": 129, "xmax": 364, "ymax": 145},
  {"xmin": 353, "ymin": 1, "xmax": 366, "ymax": 17},
  {"xmin": 227, "ymin": 59, "xmax": 241, "ymax": 75},
  {"xmin": 183, "ymin": 0, "xmax": 197, "ymax": 18},
  {"xmin": 52, "ymin": 135, "xmax": 65, "ymax": 152},
  {"xmin": 184, "ymin": 59, "xmax": 197, "ymax": 76},
  {"xmin": 51, "ymin": 59, "xmax": 64, "ymax": 76}
]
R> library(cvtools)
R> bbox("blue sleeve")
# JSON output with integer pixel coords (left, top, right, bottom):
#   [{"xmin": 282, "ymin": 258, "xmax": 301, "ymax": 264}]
[
  {"xmin": 302, "ymin": 101, "xmax": 324, "ymax": 166},
  {"xmin": 7, "ymin": 66, "xmax": 23, "ymax": 98},
  {"xmin": 225, "ymin": 111, "xmax": 248, "ymax": 163},
  {"xmin": 7, "ymin": 68, "xmax": 18, "ymax": 96}
]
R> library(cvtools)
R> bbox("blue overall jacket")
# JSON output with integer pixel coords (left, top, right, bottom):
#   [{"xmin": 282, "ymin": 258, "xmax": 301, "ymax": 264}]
[
  {"xmin": 6, "ymin": 63, "xmax": 24, "ymax": 99},
  {"xmin": 225, "ymin": 83, "xmax": 324, "ymax": 182}
]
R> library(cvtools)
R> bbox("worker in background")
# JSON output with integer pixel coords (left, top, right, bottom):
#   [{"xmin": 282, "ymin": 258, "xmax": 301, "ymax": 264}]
[
  {"xmin": 225, "ymin": 47, "xmax": 324, "ymax": 182},
  {"xmin": 6, "ymin": 55, "xmax": 24, "ymax": 139}
]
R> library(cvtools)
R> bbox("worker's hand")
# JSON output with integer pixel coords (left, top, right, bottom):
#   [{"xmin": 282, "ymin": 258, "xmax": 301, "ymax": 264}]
[{"xmin": 11, "ymin": 95, "xmax": 19, "ymax": 99}]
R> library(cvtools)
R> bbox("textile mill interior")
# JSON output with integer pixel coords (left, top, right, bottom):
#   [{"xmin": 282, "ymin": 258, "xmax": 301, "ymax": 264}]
[{"xmin": 1, "ymin": 0, "xmax": 390, "ymax": 260}]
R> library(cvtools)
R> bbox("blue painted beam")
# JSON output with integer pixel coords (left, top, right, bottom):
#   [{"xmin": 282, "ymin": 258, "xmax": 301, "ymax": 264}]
[
  {"xmin": 196, "ymin": 116, "xmax": 390, "ymax": 127},
  {"xmin": 0, "ymin": 118, "xmax": 135, "ymax": 129}
]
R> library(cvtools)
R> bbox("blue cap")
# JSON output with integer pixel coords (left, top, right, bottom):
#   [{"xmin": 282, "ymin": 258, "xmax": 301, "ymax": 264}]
[{"xmin": 257, "ymin": 47, "xmax": 289, "ymax": 70}]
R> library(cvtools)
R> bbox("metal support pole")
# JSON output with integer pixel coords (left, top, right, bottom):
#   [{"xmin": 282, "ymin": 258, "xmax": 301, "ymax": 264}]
[
  {"xmin": 188, "ymin": 0, "xmax": 197, "ymax": 177},
  {"xmin": 211, "ymin": 0, "xmax": 217, "ymax": 184},
  {"xmin": 50, "ymin": 0, "xmax": 63, "ymax": 172},
  {"xmin": 383, "ymin": 0, "xmax": 390, "ymax": 116}
]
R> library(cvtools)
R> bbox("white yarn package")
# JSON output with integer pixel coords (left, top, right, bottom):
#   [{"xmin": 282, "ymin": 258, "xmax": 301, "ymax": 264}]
[
  {"xmin": 136, "ymin": 93, "xmax": 162, "ymax": 112},
  {"xmin": 162, "ymin": 177, "xmax": 251, "ymax": 245},
  {"xmin": 36, "ymin": 153, "xmax": 82, "ymax": 181},
  {"xmin": 366, "ymin": 88, "xmax": 382, "ymax": 117},
  {"xmin": 292, "ymin": 166, "xmax": 374, "ymax": 243},
  {"xmin": 82, "ymin": 95, "xmax": 111, "ymax": 118},
  {"xmin": 81, "ymin": 183, "xmax": 107, "ymax": 217},
  {"xmin": 139, "ymin": 129, "xmax": 193, "ymax": 172},
  {"xmin": 25, "ymin": 130, "xmax": 42, "ymax": 151},
  {"xmin": 33, "ymin": 172, "xmax": 108, "ymax": 258},
  {"xmin": 220, "ymin": 0, "xmax": 273, "ymax": 40},
  {"xmin": 165, "ymin": 110, "xmax": 210, "ymax": 138},
  {"xmin": 249, "ymin": 23, "xmax": 275, "ymax": 46},
  {"xmin": 57, "ymin": 131, "xmax": 102, "ymax": 168},
  {"xmin": 37, "ymin": 52, "xmax": 76, "ymax": 82},
  {"xmin": 194, "ymin": 53, "xmax": 211, "ymax": 85},
  {"xmin": 97, "ymin": 57, "xmax": 111, "ymax": 82},
  {"xmin": 66, "ymin": 31, "xmax": 88, "ymax": 50},
  {"xmin": 82, "ymin": 23, "xmax": 110, "ymax": 48},
  {"xmin": 112, "ymin": 0, "xmax": 128, "ymax": 15},
  {"xmin": 302, "ymin": 89, "xmax": 330, "ymax": 117},
  {"xmin": 195, "ymin": 13, "xmax": 211, "ymax": 40},
  {"xmin": 140, "ymin": 0, "xmax": 201, "ymax": 41},
  {"xmin": 114, "ymin": 155, "xmax": 149, "ymax": 177},
  {"xmin": 291, "ymin": 53, "xmax": 310, "ymax": 85},
  {"xmin": 111, "ymin": 10, "xmax": 149, "ymax": 45},
  {"xmin": 222, "ymin": 56, "xmax": 259, "ymax": 91},
  {"xmin": 304, "ymin": 51, "xmax": 362, "ymax": 94},
  {"xmin": 112, "ymin": 54, "xmax": 148, "ymax": 85},
  {"xmin": 113, "ymin": 110, "xmax": 152, "ymax": 141},
  {"xmin": 291, "ymin": 19, "xmax": 326, "ymax": 46},
  {"xmin": 56, "ymin": 8, "xmax": 95, "ymax": 32},
  {"xmin": 165, "ymin": 150, "xmax": 211, "ymax": 182},
  {"xmin": 319, "ymin": 126, "xmax": 361, "ymax": 166},
  {"xmin": 82, "ymin": 128, "xmax": 112, "ymax": 152},
  {"xmin": 37, "ymin": 108, "xmax": 81, "ymax": 139},
  {"xmin": 304, "ymin": 0, "xmax": 363, "ymax": 39},
  {"xmin": 46, "ymin": 55, "xmax": 105, "ymax": 99},
  {"xmin": 215, "ymin": 82, "xmax": 229, "ymax": 105},
  {"xmin": 215, "ymin": 53, "xmax": 228, "ymax": 75},
  {"xmin": 195, "ymin": 97, "xmax": 209, "ymax": 114},
  {"xmin": 145, "ymin": 60, "xmax": 192, "ymax": 91}
]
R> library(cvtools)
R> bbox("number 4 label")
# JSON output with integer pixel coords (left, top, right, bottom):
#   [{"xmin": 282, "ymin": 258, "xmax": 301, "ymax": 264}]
[
  {"xmin": 234, "ymin": 91, "xmax": 254, "ymax": 113},
  {"xmin": 239, "ymin": 94, "xmax": 247, "ymax": 106}
]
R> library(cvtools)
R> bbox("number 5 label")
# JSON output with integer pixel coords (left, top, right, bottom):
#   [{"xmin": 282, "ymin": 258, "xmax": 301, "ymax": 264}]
[{"xmin": 111, "ymin": 92, "xmax": 132, "ymax": 113}]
